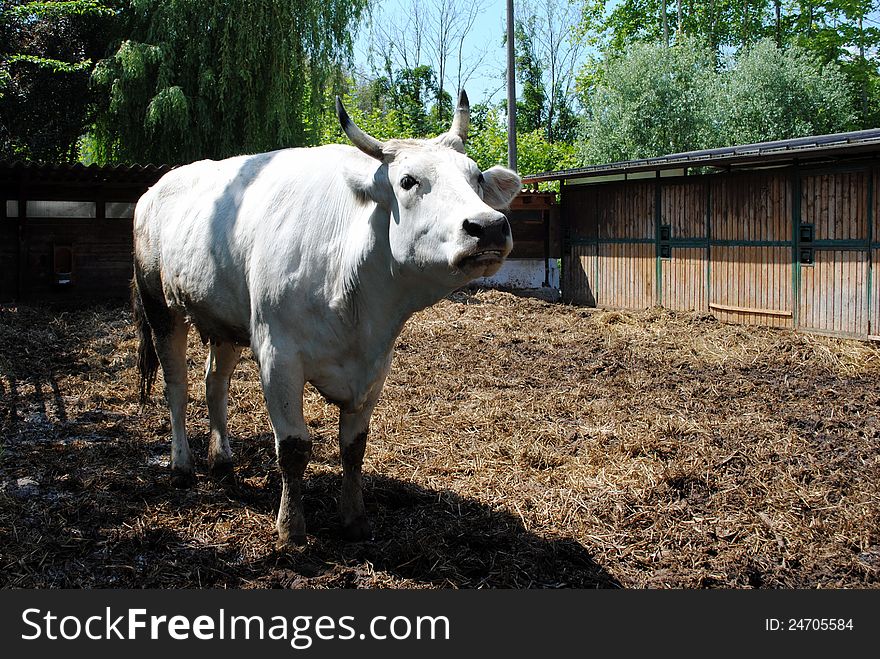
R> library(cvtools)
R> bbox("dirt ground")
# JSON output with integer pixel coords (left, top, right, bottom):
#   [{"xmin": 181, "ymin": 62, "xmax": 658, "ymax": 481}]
[{"xmin": 1, "ymin": 289, "xmax": 879, "ymax": 588}]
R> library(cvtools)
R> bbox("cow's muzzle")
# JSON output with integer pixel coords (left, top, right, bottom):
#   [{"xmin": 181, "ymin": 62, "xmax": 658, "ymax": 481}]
[{"xmin": 455, "ymin": 212, "xmax": 513, "ymax": 272}]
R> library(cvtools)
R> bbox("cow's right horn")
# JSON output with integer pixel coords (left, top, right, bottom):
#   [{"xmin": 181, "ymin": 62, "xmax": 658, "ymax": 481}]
[{"xmin": 336, "ymin": 96, "xmax": 385, "ymax": 162}]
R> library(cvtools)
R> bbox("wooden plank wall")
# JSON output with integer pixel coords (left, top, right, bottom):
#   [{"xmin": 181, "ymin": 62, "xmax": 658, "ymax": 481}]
[
  {"xmin": 710, "ymin": 246, "xmax": 794, "ymax": 328},
  {"xmin": 662, "ymin": 247, "xmax": 707, "ymax": 312},
  {"xmin": 660, "ymin": 180, "xmax": 708, "ymax": 312},
  {"xmin": 597, "ymin": 242, "xmax": 655, "ymax": 308},
  {"xmin": 800, "ymin": 249, "xmax": 869, "ymax": 336},
  {"xmin": 708, "ymin": 172, "xmax": 794, "ymax": 329},
  {"xmin": 565, "ymin": 244, "xmax": 597, "ymax": 306},
  {"xmin": 507, "ymin": 193, "xmax": 560, "ymax": 259},
  {"xmin": 873, "ymin": 167, "xmax": 880, "ymax": 338},
  {"xmin": 561, "ymin": 185, "xmax": 599, "ymax": 305},
  {"xmin": 802, "ymin": 170, "xmax": 869, "ymax": 241},
  {"xmin": 596, "ymin": 181, "xmax": 655, "ymax": 240},
  {"xmin": 712, "ymin": 171, "xmax": 791, "ymax": 242},
  {"xmin": 560, "ymin": 179, "xmax": 657, "ymax": 309},
  {"xmin": 798, "ymin": 170, "xmax": 870, "ymax": 337},
  {"xmin": 562, "ymin": 161, "xmax": 880, "ymax": 339},
  {"xmin": 0, "ymin": 218, "xmax": 17, "ymax": 303},
  {"xmin": 597, "ymin": 181, "xmax": 656, "ymax": 309},
  {"xmin": 662, "ymin": 179, "xmax": 706, "ymax": 239},
  {"xmin": 18, "ymin": 217, "xmax": 134, "ymax": 303}
]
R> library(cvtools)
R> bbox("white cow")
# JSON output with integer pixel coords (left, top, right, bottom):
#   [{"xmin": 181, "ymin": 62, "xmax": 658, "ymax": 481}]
[{"xmin": 132, "ymin": 91, "xmax": 521, "ymax": 546}]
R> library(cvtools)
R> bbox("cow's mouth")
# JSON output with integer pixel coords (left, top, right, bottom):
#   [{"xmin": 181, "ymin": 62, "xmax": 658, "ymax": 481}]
[{"xmin": 457, "ymin": 249, "xmax": 505, "ymax": 269}]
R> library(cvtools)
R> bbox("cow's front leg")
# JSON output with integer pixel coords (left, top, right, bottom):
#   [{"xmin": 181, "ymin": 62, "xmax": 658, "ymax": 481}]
[
  {"xmin": 256, "ymin": 340, "xmax": 311, "ymax": 547},
  {"xmin": 276, "ymin": 435, "xmax": 312, "ymax": 547},
  {"xmin": 204, "ymin": 342, "xmax": 243, "ymax": 483},
  {"xmin": 339, "ymin": 410, "xmax": 371, "ymax": 541},
  {"xmin": 338, "ymin": 380, "xmax": 385, "ymax": 541}
]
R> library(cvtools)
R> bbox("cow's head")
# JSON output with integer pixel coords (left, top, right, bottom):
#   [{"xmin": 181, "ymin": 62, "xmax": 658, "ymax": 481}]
[{"xmin": 336, "ymin": 91, "xmax": 521, "ymax": 284}]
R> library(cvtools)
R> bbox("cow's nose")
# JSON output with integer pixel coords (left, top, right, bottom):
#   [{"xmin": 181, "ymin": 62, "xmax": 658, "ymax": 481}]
[{"xmin": 462, "ymin": 213, "xmax": 510, "ymax": 246}]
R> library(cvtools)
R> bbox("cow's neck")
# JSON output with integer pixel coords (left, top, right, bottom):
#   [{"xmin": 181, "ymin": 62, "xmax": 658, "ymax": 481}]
[{"xmin": 339, "ymin": 212, "xmax": 454, "ymax": 355}]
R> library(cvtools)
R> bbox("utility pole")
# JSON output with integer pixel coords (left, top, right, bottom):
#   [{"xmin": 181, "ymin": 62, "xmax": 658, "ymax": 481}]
[{"xmin": 506, "ymin": 0, "xmax": 517, "ymax": 171}]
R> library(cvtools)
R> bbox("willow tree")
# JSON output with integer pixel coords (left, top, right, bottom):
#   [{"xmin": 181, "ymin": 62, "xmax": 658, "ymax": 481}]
[{"xmin": 91, "ymin": 0, "xmax": 367, "ymax": 164}]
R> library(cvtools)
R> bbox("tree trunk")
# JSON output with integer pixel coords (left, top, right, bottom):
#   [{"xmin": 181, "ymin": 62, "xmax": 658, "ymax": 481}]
[
  {"xmin": 775, "ymin": 0, "xmax": 781, "ymax": 47},
  {"xmin": 662, "ymin": 0, "xmax": 669, "ymax": 46}
]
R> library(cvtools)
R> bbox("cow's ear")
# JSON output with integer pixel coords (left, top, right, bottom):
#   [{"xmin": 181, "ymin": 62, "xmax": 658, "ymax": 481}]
[
  {"xmin": 481, "ymin": 166, "xmax": 522, "ymax": 210},
  {"xmin": 343, "ymin": 162, "xmax": 392, "ymax": 206}
]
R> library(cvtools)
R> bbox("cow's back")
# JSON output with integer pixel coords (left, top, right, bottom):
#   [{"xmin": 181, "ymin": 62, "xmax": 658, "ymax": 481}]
[{"xmin": 133, "ymin": 145, "xmax": 369, "ymax": 345}]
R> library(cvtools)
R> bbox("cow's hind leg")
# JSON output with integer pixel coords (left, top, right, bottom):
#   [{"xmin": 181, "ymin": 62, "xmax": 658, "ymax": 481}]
[
  {"xmin": 155, "ymin": 314, "xmax": 192, "ymax": 487},
  {"xmin": 255, "ymin": 337, "xmax": 311, "ymax": 547},
  {"xmin": 205, "ymin": 342, "xmax": 242, "ymax": 483}
]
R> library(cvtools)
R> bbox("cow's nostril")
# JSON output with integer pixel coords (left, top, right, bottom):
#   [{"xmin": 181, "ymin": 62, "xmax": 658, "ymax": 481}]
[
  {"xmin": 462, "ymin": 219, "xmax": 483, "ymax": 238},
  {"xmin": 501, "ymin": 218, "xmax": 510, "ymax": 237}
]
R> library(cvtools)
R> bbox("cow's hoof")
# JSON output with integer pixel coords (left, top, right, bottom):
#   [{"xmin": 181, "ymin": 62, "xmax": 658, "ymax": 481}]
[
  {"xmin": 209, "ymin": 461, "xmax": 236, "ymax": 486},
  {"xmin": 170, "ymin": 469, "xmax": 195, "ymax": 488},
  {"xmin": 276, "ymin": 534, "xmax": 308, "ymax": 549},
  {"xmin": 342, "ymin": 517, "xmax": 373, "ymax": 542}
]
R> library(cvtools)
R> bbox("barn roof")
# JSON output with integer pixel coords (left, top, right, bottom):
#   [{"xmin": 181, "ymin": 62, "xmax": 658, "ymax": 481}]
[
  {"xmin": 522, "ymin": 128, "xmax": 880, "ymax": 184},
  {"xmin": 0, "ymin": 160, "xmax": 172, "ymax": 187},
  {"xmin": 0, "ymin": 160, "xmax": 174, "ymax": 200}
]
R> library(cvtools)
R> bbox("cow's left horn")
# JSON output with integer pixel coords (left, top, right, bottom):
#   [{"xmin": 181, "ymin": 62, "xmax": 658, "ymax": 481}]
[
  {"xmin": 450, "ymin": 89, "xmax": 469, "ymax": 143},
  {"xmin": 336, "ymin": 96, "xmax": 385, "ymax": 161}
]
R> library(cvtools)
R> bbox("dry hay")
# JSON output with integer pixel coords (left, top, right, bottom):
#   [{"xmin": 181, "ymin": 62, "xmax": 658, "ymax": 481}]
[{"xmin": 1, "ymin": 289, "xmax": 879, "ymax": 589}]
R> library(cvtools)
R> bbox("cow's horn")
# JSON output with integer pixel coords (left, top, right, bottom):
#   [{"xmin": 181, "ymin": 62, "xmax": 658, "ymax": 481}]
[
  {"xmin": 449, "ymin": 89, "xmax": 469, "ymax": 143},
  {"xmin": 336, "ymin": 96, "xmax": 385, "ymax": 162}
]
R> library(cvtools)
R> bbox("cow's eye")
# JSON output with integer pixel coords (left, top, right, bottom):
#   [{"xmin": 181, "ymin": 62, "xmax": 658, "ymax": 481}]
[
  {"xmin": 478, "ymin": 173, "xmax": 484, "ymax": 186},
  {"xmin": 400, "ymin": 175, "xmax": 419, "ymax": 190}
]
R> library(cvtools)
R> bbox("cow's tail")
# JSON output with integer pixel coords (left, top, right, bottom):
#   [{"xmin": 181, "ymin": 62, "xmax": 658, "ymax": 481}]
[{"xmin": 132, "ymin": 275, "xmax": 160, "ymax": 408}]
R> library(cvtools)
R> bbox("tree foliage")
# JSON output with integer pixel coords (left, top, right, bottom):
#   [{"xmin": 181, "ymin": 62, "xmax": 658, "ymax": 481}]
[
  {"xmin": 0, "ymin": 0, "xmax": 116, "ymax": 161},
  {"xmin": 716, "ymin": 38, "xmax": 856, "ymax": 144},
  {"xmin": 513, "ymin": 0, "xmax": 584, "ymax": 144},
  {"xmin": 91, "ymin": 0, "xmax": 366, "ymax": 164},
  {"xmin": 578, "ymin": 37, "xmax": 718, "ymax": 164},
  {"xmin": 579, "ymin": 0, "xmax": 880, "ymax": 128},
  {"xmin": 364, "ymin": 0, "xmax": 488, "ymax": 127},
  {"xmin": 468, "ymin": 107, "xmax": 577, "ymax": 175},
  {"xmin": 577, "ymin": 36, "xmax": 856, "ymax": 165}
]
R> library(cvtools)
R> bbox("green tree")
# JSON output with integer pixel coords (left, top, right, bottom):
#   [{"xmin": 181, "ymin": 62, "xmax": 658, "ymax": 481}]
[
  {"xmin": 715, "ymin": 38, "xmax": 856, "ymax": 143},
  {"xmin": 515, "ymin": 14, "xmax": 547, "ymax": 136},
  {"xmin": 468, "ymin": 107, "xmax": 577, "ymax": 176},
  {"xmin": 577, "ymin": 35, "xmax": 858, "ymax": 165},
  {"xmin": 514, "ymin": 0, "xmax": 584, "ymax": 144},
  {"xmin": 577, "ymin": 37, "xmax": 719, "ymax": 164},
  {"xmin": 579, "ymin": 0, "xmax": 880, "ymax": 128},
  {"xmin": 91, "ymin": 0, "xmax": 367, "ymax": 164},
  {"xmin": 783, "ymin": 1, "xmax": 880, "ymax": 127},
  {"xmin": 0, "ymin": 0, "xmax": 116, "ymax": 161},
  {"xmin": 580, "ymin": 1, "xmax": 787, "ymax": 54},
  {"xmin": 323, "ymin": 65, "xmax": 451, "ymax": 144}
]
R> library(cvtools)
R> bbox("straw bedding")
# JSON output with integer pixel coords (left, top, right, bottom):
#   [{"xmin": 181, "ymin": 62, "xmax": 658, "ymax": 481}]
[{"xmin": 1, "ymin": 289, "xmax": 878, "ymax": 588}]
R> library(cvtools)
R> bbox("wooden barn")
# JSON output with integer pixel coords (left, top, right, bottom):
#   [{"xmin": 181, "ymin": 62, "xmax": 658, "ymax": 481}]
[
  {"xmin": 0, "ymin": 161, "xmax": 171, "ymax": 304},
  {"xmin": 525, "ymin": 129, "xmax": 880, "ymax": 340}
]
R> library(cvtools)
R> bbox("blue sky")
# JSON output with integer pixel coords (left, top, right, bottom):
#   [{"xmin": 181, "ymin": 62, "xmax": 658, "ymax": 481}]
[{"xmin": 352, "ymin": 0, "xmax": 515, "ymax": 105}]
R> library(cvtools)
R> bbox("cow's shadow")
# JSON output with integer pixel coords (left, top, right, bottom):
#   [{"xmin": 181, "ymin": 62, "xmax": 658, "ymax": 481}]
[
  {"xmin": 228, "ymin": 469, "xmax": 620, "ymax": 589},
  {"xmin": 0, "ymin": 421, "xmax": 619, "ymax": 588}
]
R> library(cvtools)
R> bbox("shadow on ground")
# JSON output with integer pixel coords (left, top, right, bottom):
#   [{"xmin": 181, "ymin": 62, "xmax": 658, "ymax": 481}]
[{"xmin": 0, "ymin": 430, "xmax": 617, "ymax": 589}]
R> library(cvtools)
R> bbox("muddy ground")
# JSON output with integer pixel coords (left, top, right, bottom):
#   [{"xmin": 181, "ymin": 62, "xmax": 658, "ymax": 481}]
[{"xmin": 1, "ymin": 289, "xmax": 879, "ymax": 588}]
